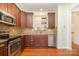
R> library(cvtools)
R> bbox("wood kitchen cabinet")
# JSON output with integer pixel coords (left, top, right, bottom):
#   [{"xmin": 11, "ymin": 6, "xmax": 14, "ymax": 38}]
[
  {"xmin": 0, "ymin": 3, "xmax": 21, "ymax": 27},
  {"xmin": 48, "ymin": 13, "xmax": 55, "ymax": 29},
  {"xmin": 7, "ymin": 3, "xmax": 21, "ymax": 27},
  {"xmin": 34, "ymin": 35, "xmax": 48, "ymax": 47},
  {"xmin": 7, "ymin": 3, "xmax": 20, "ymax": 18},
  {"xmin": 7, "ymin": 3, "xmax": 17, "ymax": 17},
  {"xmin": 16, "ymin": 7, "xmax": 21, "ymax": 27},
  {"xmin": 0, "ymin": 42, "xmax": 8, "ymax": 56},
  {"xmin": 24, "ymin": 35, "xmax": 48, "ymax": 47},
  {"xmin": 21, "ymin": 12, "xmax": 33, "ymax": 28},
  {"xmin": 21, "ymin": 36, "xmax": 25, "ymax": 51},
  {"xmin": 24, "ymin": 35, "xmax": 34, "ymax": 47},
  {"xmin": 21, "ymin": 11, "xmax": 27, "ymax": 27},
  {"xmin": 26, "ymin": 13, "xmax": 33, "ymax": 28},
  {"xmin": 0, "ymin": 3, "xmax": 8, "ymax": 12}
]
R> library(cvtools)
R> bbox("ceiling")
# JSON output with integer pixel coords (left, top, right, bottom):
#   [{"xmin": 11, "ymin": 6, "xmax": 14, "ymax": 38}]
[
  {"xmin": 15, "ymin": 3, "xmax": 59, "ymax": 12},
  {"xmin": 72, "ymin": 4, "xmax": 79, "ymax": 11},
  {"xmin": 16, "ymin": 3, "xmax": 77, "ymax": 12}
]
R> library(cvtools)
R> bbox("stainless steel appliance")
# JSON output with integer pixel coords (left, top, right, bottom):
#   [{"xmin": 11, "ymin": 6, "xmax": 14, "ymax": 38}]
[
  {"xmin": 8, "ymin": 38, "xmax": 21, "ymax": 56},
  {"xmin": 0, "ymin": 12, "xmax": 16, "ymax": 24},
  {"xmin": 0, "ymin": 30, "xmax": 21, "ymax": 56},
  {"xmin": 0, "ymin": 30, "xmax": 9, "ymax": 39}
]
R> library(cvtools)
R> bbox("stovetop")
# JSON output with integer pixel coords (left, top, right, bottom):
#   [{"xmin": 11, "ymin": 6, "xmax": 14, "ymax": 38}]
[
  {"xmin": 0, "ymin": 30, "xmax": 9, "ymax": 39},
  {"xmin": 0, "ymin": 30, "xmax": 21, "ymax": 42},
  {"xmin": 0, "ymin": 30, "xmax": 13, "ymax": 41},
  {"xmin": 0, "ymin": 34, "xmax": 9, "ymax": 39}
]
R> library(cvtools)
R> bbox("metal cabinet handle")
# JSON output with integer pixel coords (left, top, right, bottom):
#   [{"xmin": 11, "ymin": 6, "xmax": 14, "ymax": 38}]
[{"xmin": 0, "ymin": 44, "xmax": 4, "ymax": 47}]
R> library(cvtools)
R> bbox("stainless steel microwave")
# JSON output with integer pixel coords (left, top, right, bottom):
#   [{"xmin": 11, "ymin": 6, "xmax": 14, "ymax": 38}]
[{"xmin": 0, "ymin": 12, "xmax": 16, "ymax": 24}]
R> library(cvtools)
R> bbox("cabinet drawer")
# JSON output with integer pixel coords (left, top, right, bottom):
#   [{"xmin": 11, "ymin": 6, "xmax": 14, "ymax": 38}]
[
  {"xmin": 0, "ymin": 47, "xmax": 4, "ymax": 56},
  {"xmin": 0, "ymin": 42, "xmax": 8, "ymax": 56}
]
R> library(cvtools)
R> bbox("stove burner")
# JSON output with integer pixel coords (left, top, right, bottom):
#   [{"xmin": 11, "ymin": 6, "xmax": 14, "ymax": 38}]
[
  {"xmin": 0, "ymin": 30, "xmax": 9, "ymax": 39},
  {"xmin": 0, "ymin": 34, "xmax": 9, "ymax": 39}
]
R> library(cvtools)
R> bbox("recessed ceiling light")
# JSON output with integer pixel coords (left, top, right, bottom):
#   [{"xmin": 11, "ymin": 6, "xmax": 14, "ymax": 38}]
[{"xmin": 40, "ymin": 9, "xmax": 43, "ymax": 11}]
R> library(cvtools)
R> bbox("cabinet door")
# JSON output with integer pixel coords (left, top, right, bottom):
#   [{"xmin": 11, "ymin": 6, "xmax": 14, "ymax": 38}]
[
  {"xmin": 0, "ymin": 42, "xmax": 7, "ymax": 56},
  {"xmin": 34, "ymin": 35, "xmax": 48, "ymax": 47},
  {"xmin": 24, "ymin": 35, "xmax": 48, "ymax": 47},
  {"xmin": 26, "ymin": 13, "xmax": 33, "ymax": 28},
  {"xmin": 21, "ymin": 11, "xmax": 27, "ymax": 27},
  {"xmin": 21, "ymin": 12, "xmax": 33, "ymax": 28},
  {"xmin": 7, "ymin": 3, "xmax": 17, "ymax": 17},
  {"xmin": 21, "ymin": 36, "xmax": 25, "ymax": 51},
  {"xmin": 0, "ymin": 3, "xmax": 7, "ymax": 12},
  {"xmin": 16, "ymin": 8, "xmax": 21, "ymax": 27},
  {"xmin": 0, "ymin": 46, "xmax": 4, "ymax": 56},
  {"xmin": 48, "ymin": 13, "xmax": 55, "ymax": 29},
  {"xmin": 24, "ymin": 35, "xmax": 34, "ymax": 47}
]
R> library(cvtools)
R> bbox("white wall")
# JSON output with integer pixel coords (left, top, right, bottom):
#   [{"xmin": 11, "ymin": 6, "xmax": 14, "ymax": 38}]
[{"xmin": 56, "ymin": 5, "xmax": 72, "ymax": 49}]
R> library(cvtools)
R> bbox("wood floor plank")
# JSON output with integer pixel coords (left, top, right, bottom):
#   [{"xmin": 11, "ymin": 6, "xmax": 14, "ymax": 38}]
[{"xmin": 20, "ymin": 47, "xmax": 79, "ymax": 56}]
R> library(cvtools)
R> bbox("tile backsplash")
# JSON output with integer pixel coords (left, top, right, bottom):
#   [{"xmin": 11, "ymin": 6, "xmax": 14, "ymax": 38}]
[
  {"xmin": 0, "ymin": 23, "xmax": 9, "ymax": 30},
  {"xmin": 0, "ymin": 23, "xmax": 21, "ymax": 35},
  {"xmin": 9, "ymin": 26, "xmax": 22, "ymax": 35}
]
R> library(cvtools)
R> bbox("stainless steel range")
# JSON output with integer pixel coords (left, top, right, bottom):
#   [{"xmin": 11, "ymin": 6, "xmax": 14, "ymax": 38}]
[
  {"xmin": 8, "ymin": 37, "xmax": 21, "ymax": 56},
  {"xmin": 0, "ymin": 30, "xmax": 21, "ymax": 56}
]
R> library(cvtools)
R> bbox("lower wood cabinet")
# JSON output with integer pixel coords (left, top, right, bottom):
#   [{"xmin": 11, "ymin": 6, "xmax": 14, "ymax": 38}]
[
  {"xmin": 24, "ymin": 35, "xmax": 34, "ymax": 47},
  {"xmin": 33, "ymin": 35, "xmax": 48, "ymax": 47},
  {"xmin": 21, "ymin": 36, "xmax": 25, "ymax": 51},
  {"xmin": 0, "ymin": 42, "xmax": 8, "ymax": 56},
  {"xmin": 24, "ymin": 35, "xmax": 48, "ymax": 48}
]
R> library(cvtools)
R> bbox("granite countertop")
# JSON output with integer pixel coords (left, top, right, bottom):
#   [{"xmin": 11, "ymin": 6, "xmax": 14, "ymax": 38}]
[
  {"xmin": 0, "ymin": 39, "xmax": 8, "ymax": 43},
  {"xmin": 9, "ymin": 28, "xmax": 56, "ymax": 36},
  {"xmin": 18, "ymin": 28, "xmax": 56, "ymax": 35},
  {"xmin": 0, "ymin": 29, "xmax": 56, "ymax": 43}
]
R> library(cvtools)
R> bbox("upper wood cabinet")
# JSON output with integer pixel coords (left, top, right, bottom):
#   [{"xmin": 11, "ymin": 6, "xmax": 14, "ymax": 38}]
[
  {"xmin": 7, "ymin": 3, "xmax": 21, "ymax": 27},
  {"xmin": 21, "ymin": 11, "xmax": 27, "ymax": 27},
  {"xmin": 7, "ymin": 3, "xmax": 17, "ymax": 17},
  {"xmin": 48, "ymin": 13, "xmax": 55, "ymax": 29},
  {"xmin": 16, "ymin": 7, "xmax": 21, "ymax": 27},
  {"xmin": 21, "ymin": 12, "xmax": 33, "ymax": 28},
  {"xmin": 0, "ymin": 3, "xmax": 21, "ymax": 27},
  {"xmin": 0, "ymin": 3, "xmax": 8, "ymax": 12},
  {"xmin": 26, "ymin": 13, "xmax": 33, "ymax": 28}
]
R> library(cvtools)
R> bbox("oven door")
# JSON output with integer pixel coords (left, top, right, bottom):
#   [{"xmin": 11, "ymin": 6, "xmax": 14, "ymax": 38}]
[{"xmin": 8, "ymin": 38, "xmax": 21, "ymax": 56}]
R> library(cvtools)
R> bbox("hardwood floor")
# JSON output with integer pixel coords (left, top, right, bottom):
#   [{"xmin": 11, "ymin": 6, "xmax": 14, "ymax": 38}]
[{"xmin": 20, "ymin": 47, "xmax": 79, "ymax": 56}]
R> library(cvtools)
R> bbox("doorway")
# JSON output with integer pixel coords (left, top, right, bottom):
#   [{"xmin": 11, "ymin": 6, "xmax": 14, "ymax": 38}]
[{"xmin": 72, "ymin": 5, "xmax": 79, "ymax": 49}]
